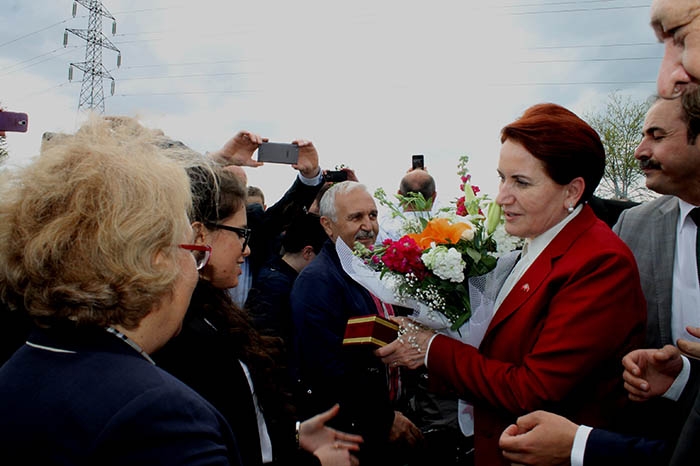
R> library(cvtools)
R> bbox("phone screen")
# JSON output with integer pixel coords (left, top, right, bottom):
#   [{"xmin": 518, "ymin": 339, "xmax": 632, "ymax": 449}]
[
  {"xmin": 412, "ymin": 154, "xmax": 424, "ymax": 170},
  {"xmin": 257, "ymin": 142, "xmax": 299, "ymax": 164}
]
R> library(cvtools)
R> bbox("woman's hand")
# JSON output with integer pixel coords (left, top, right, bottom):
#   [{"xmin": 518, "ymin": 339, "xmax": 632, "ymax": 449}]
[
  {"xmin": 300, "ymin": 404, "xmax": 363, "ymax": 454},
  {"xmin": 374, "ymin": 317, "xmax": 435, "ymax": 370}
]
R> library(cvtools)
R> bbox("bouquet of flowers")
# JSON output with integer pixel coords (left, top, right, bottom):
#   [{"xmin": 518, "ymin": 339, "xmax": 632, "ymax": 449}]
[{"xmin": 355, "ymin": 156, "xmax": 518, "ymax": 331}]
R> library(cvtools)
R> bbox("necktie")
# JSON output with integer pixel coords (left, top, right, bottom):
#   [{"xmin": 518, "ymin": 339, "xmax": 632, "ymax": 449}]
[
  {"xmin": 369, "ymin": 293, "xmax": 400, "ymax": 401},
  {"xmin": 689, "ymin": 208, "xmax": 700, "ymax": 285}
]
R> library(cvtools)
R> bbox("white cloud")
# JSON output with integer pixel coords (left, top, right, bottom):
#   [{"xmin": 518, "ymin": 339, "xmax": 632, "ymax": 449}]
[{"xmin": 1, "ymin": 0, "xmax": 662, "ymax": 205}]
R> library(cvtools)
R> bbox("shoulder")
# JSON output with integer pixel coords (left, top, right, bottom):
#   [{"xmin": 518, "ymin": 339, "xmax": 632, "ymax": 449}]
[{"xmin": 617, "ymin": 196, "xmax": 677, "ymax": 222}]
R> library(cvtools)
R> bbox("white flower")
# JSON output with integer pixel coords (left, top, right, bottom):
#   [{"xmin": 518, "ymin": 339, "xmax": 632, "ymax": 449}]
[
  {"xmin": 455, "ymin": 219, "xmax": 475, "ymax": 241},
  {"xmin": 422, "ymin": 246, "xmax": 465, "ymax": 282},
  {"xmin": 492, "ymin": 225, "xmax": 525, "ymax": 257}
]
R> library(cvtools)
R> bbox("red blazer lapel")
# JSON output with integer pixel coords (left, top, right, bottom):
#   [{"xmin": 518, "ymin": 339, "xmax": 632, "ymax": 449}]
[{"xmin": 484, "ymin": 206, "xmax": 598, "ymax": 334}]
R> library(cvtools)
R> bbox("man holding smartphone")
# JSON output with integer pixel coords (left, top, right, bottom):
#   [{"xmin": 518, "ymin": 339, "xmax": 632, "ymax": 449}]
[{"xmin": 207, "ymin": 131, "xmax": 325, "ymax": 307}]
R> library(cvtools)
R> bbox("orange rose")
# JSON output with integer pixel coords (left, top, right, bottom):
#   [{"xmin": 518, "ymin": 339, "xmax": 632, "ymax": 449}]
[{"xmin": 407, "ymin": 218, "xmax": 471, "ymax": 249}]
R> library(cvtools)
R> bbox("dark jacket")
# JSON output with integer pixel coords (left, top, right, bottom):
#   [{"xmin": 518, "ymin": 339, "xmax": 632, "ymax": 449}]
[
  {"xmin": 0, "ymin": 324, "xmax": 241, "ymax": 465},
  {"xmin": 155, "ymin": 281, "xmax": 320, "ymax": 466},
  {"xmin": 290, "ymin": 240, "xmax": 397, "ymax": 465},
  {"xmin": 247, "ymin": 256, "xmax": 299, "ymax": 345},
  {"xmin": 247, "ymin": 176, "xmax": 322, "ymax": 279}
]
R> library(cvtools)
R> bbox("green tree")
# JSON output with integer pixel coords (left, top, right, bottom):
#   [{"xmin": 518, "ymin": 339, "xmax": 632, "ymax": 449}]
[{"xmin": 584, "ymin": 92, "xmax": 654, "ymax": 201}]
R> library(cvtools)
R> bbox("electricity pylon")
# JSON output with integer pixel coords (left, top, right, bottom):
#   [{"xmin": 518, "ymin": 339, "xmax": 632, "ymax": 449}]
[{"xmin": 64, "ymin": 0, "xmax": 121, "ymax": 114}]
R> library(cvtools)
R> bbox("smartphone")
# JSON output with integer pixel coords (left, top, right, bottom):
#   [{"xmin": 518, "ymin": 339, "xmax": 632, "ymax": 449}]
[
  {"xmin": 0, "ymin": 112, "xmax": 28, "ymax": 133},
  {"xmin": 412, "ymin": 154, "xmax": 424, "ymax": 170},
  {"xmin": 323, "ymin": 170, "xmax": 348, "ymax": 182},
  {"xmin": 257, "ymin": 142, "xmax": 299, "ymax": 164}
]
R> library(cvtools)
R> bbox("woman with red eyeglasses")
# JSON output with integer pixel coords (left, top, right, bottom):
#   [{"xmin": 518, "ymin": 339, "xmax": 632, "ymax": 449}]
[
  {"xmin": 0, "ymin": 116, "xmax": 243, "ymax": 465},
  {"xmin": 154, "ymin": 165, "xmax": 362, "ymax": 466}
]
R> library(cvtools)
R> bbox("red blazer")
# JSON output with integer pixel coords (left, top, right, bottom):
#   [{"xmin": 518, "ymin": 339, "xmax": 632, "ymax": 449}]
[{"xmin": 427, "ymin": 205, "xmax": 646, "ymax": 466}]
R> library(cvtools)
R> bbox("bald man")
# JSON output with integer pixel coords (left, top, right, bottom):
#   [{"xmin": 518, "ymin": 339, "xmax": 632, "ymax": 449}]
[{"xmin": 377, "ymin": 168, "xmax": 438, "ymax": 244}]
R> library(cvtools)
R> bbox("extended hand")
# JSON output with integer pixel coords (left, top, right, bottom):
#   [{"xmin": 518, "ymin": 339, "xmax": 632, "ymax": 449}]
[
  {"xmin": 622, "ymin": 345, "xmax": 683, "ymax": 401},
  {"xmin": 313, "ymin": 443, "xmax": 360, "ymax": 466},
  {"xmin": 388, "ymin": 411, "xmax": 423, "ymax": 447},
  {"xmin": 374, "ymin": 317, "xmax": 434, "ymax": 370},
  {"xmin": 678, "ymin": 326, "xmax": 700, "ymax": 359},
  {"xmin": 498, "ymin": 410, "xmax": 576, "ymax": 466},
  {"xmin": 292, "ymin": 139, "xmax": 320, "ymax": 178},
  {"xmin": 208, "ymin": 130, "xmax": 266, "ymax": 167},
  {"xmin": 300, "ymin": 404, "xmax": 363, "ymax": 454}
]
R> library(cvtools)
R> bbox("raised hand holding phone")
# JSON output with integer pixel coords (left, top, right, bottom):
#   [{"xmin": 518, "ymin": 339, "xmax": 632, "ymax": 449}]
[
  {"xmin": 292, "ymin": 139, "xmax": 320, "ymax": 178},
  {"xmin": 209, "ymin": 130, "xmax": 265, "ymax": 167}
]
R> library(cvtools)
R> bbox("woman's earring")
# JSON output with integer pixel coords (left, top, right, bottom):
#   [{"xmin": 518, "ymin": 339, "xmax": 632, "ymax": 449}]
[{"xmin": 567, "ymin": 204, "xmax": 574, "ymax": 213}]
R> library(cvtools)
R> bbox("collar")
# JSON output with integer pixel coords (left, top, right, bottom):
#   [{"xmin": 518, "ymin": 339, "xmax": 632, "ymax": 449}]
[
  {"xmin": 26, "ymin": 324, "xmax": 153, "ymax": 363},
  {"xmin": 524, "ymin": 204, "xmax": 583, "ymax": 262},
  {"xmin": 678, "ymin": 198, "xmax": 700, "ymax": 229}
]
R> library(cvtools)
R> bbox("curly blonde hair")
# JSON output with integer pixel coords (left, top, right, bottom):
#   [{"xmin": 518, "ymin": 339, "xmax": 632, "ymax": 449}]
[{"xmin": 0, "ymin": 116, "xmax": 196, "ymax": 329}]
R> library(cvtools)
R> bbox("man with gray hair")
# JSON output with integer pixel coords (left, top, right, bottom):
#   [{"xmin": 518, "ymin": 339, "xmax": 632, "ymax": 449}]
[{"xmin": 290, "ymin": 181, "xmax": 422, "ymax": 466}]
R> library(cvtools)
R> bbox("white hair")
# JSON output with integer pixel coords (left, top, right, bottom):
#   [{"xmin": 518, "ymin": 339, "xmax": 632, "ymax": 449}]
[{"xmin": 319, "ymin": 181, "xmax": 370, "ymax": 222}]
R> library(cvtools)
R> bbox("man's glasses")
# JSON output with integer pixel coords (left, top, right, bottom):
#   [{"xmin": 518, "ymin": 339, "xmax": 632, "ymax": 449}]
[
  {"xmin": 179, "ymin": 244, "xmax": 212, "ymax": 270},
  {"xmin": 206, "ymin": 223, "xmax": 252, "ymax": 252}
]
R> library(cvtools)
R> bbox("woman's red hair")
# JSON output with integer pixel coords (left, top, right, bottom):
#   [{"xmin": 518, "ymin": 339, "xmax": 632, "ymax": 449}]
[{"xmin": 500, "ymin": 103, "xmax": 605, "ymax": 203}]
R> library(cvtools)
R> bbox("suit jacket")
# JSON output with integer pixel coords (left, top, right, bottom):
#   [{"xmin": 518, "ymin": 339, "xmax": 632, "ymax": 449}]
[
  {"xmin": 154, "ymin": 281, "xmax": 320, "ymax": 466},
  {"xmin": 247, "ymin": 256, "xmax": 299, "ymax": 344},
  {"xmin": 588, "ymin": 196, "xmax": 640, "ymax": 229},
  {"xmin": 0, "ymin": 325, "xmax": 241, "ymax": 465},
  {"xmin": 583, "ymin": 428, "xmax": 671, "ymax": 465},
  {"xmin": 247, "ymin": 176, "xmax": 323, "ymax": 279},
  {"xmin": 290, "ymin": 240, "xmax": 397, "ymax": 465},
  {"xmin": 670, "ymin": 380, "xmax": 700, "ymax": 465},
  {"xmin": 427, "ymin": 205, "xmax": 647, "ymax": 466},
  {"xmin": 582, "ymin": 196, "xmax": 700, "ymax": 464},
  {"xmin": 613, "ymin": 195, "xmax": 678, "ymax": 348}
]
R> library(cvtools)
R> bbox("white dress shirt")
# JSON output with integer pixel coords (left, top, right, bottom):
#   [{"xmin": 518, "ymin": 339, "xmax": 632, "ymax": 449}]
[{"xmin": 572, "ymin": 199, "xmax": 700, "ymax": 466}]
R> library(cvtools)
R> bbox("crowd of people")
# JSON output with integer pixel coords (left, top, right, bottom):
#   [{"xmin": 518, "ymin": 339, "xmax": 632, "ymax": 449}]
[{"xmin": 0, "ymin": 1, "xmax": 699, "ymax": 465}]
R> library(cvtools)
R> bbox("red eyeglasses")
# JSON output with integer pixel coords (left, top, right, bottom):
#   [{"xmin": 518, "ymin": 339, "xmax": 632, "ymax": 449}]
[{"xmin": 178, "ymin": 244, "xmax": 212, "ymax": 270}]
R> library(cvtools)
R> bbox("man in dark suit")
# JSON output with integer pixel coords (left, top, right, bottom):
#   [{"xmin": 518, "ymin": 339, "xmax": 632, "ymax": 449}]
[
  {"xmin": 499, "ymin": 88, "xmax": 700, "ymax": 465},
  {"xmin": 587, "ymin": 196, "xmax": 639, "ymax": 228},
  {"xmin": 290, "ymin": 181, "xmax": 422, "ymax": 466}
]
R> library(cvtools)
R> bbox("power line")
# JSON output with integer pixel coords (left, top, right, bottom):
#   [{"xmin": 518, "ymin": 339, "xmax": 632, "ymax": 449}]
[
  {"xmin": 113, "ymin": 89, "xmax": 259, "ymax": 97},
  {"xmin": 501, "ymin": 4, "xmax": 649, "ymax": 16},
  {"xmin": 120, "ymin": 58, "xmax": 257, "ymax": 69},
  {"xmin": 117, "ymin": 71, "xmax": 255, "ymax": 81},
  {"xmin": 516, "ymin": 56, "xmax": 661, "ymax": 64},
  {"xmin": 17, "ymin": 81, "xmax": 73, "ymax": 101},
  {"xmin": 0, "ymin": 47, "xmax": 80, "ymax": 77},
  {"xmin": 0, "ymin": 18, "xmax": 73, "ymax": 49},
  {"xmin": 525, "ymin": 42, "xmax": 659, "ymax": 50},
  {"xmin": 491, "ymin": 80, "xmax": 655, "ymax": 87},
  {"xmin": 497, "ymin": 0, "xmax": 620, "ymax": 8}
]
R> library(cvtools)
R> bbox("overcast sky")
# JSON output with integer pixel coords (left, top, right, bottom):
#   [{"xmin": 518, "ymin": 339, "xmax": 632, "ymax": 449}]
[{"xmin": 0, "ymin": 0, "xmax": 661, "ymax": 205}]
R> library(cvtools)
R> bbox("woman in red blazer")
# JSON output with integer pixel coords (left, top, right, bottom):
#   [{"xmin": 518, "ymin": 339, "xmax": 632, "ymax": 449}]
[{"xmin": 377, "ymin": 103, "xmax": 647, "ymax": 466}]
